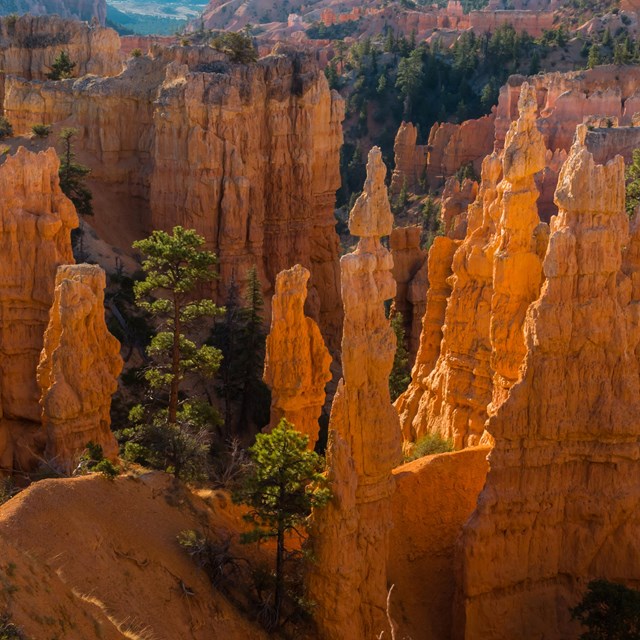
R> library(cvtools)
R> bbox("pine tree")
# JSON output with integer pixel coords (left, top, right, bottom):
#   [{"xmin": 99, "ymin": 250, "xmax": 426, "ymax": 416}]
[
  {"xmin": 128, "ymin": 226, "xmax": 223, "ymax": 480},
  {"xmin": 233, "ymin": 419, "xmax": 331, "ymax": 627},
  {"xmin": 58, "ymin": 128, "xmax": 93, "ymax": 216},
  {"xmin": 389, "ymin": 310, "xmax": 411, "ymax": 401},
  {"xmin": 625, "ymin": 148, "xmax": 640, "ymax": 217},
  {"xmin": 46, "ymin": 50, "xmax": 76, "ymax": 80},
  {"xmin": 587, "ymin": 44, "xmax": 601, "ymax": 69}
]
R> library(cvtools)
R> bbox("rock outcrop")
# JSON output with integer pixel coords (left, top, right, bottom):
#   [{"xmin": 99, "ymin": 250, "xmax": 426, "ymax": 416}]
[
  {"xmin": 263, "ymin": 264, "xmax": 332, "ymax": 448},
  {"xmin": 3, "ymin": 48, "xmax": 345, "ymax": 347},
  {"xmin": 390, "ymin": 122, "xmax": 427, "ymax": 194},
  {"xmin": 441, "ymin": 176, "xmax": 478, "ymax": 239},
  {"xmin": 456, "ymin": 124, "xmax": 640, "ymax": 640},
  {"xmin": 390, "ymin": 225, "xmax": 426, "ymax": 358},
  {"xmin": 0, "ymin": 148, "xmax": 78, "ymax": 424},
  {"xmin": 37, "ymin": 264, "xmax": 122, "ymax": 470},
  {"xmin": 396, "ymin": 83, "xmax": 546, "ymax": 448},
  {"xmin": 0, "ymin": 0, "xmax": 106, "ymax": 25},
  {"xmin": 308, "ymin": 147, "xmax": 402, "ymax": 639},
  {"xmin": 425, "ymin": 114, "xmax": 495, "ymax": 189},
  {"xmin": 0, "ymin": 15, "xmax": 120, "ymax": 89}
]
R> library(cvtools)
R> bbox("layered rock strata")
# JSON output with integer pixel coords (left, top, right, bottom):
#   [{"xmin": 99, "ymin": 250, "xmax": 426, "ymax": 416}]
[
  {"xmin": 3, "ymin": 48, "xmax": 345, "ymax": 346},
  {"xmin": 390, "ymin": 122, "xmax": 427, "ymax": 194},
  {"xmin": 37, "ymin": 264, "xmax": 122, "ymax": 470},
  {"xmin": 263, "ymin": 264, "xmax": 332, "ymax": 448},
  {"xmin": 0, "ymin": 15, "xmax": 120, "ymax": 89},
  {"xmin": 456, "ymin": 124, "xmax": 640, "ymax": 640},
  {"xmin": 396, "ymin": 83, "xmax": 546, "ymax": 448},
  {"xmin": 0, "ymin": 147, "xmax": 78, "ymax": 472},
  {"xmin": 0, "ymin": 0, "xmax": 107, "ymax": 25},
  {"xmin": 308, "ymin": 148, "xmax": 403, "ymax": 639}
]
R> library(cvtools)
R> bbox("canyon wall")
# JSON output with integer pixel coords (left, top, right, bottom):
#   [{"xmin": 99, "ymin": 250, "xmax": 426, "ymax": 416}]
[
  {"xmin": 0, "ymin": 15, "xmax": 120, "ymax": 84},
  {"xmin": 0, "ymin": 0, "xmax": 106, "ymax": 25},
  {"xmin": 456, "ymin": 124, "xmax": 640, "ymax": 640},
  {"xmin": 308, "ymin": 148, "xmax": 402, "ymax": 639},
  {"xmin": 263, "ymin": 264, "xmax": 332, "ymax": 448},
  {"xmin": 469, "ymin": 9, "xmax": 554, "ymax": 37},
  {"xmin": 396, "ymin": 83, "xmax": 546, "ymax": 448},
  {"xmin": 37, "ymin": 264, "xmax": 122, "ymax": 470},
  {"xmin": 3, "ymin": 46, "xmax": 345, "ymax": 346}
]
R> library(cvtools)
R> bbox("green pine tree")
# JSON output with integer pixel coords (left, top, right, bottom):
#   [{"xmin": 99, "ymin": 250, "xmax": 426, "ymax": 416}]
[
  {"xmin": 46, "ymin": 50, "xmax": 76, "ymax": 80},
  {"xmin": 625, "ymin": 148, "xmax": 640, "ymax": 218},
  {"xmin": 389, "ymin": 310, "xmax": 411, "ymax": 401},
  {"xmin": 128, "ymin": 226, "xmax": 223, "ymax": 480},
  {"xmin": 233, "ymin": 419, "xmax": 331, "ymax": 627}
]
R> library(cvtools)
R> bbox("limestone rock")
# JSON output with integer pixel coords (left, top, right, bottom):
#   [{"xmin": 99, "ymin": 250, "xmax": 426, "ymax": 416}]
[
  {"xmin": 441, "ymin": 176, "xmax": 478, "ymax": 239},
  {"xmin": 397, "ymin": 83, "xmax": 546, "ymax": 448},
  {"xmin": 37, "ymin": 264, "xmax": 122, "ymax": 471},
  {"xmin": 3, "ymin": 49, "xmax": 344, "ymax": 348},
  {"xmin": 456, "ymin": 126, "xmax": 640, "ymax": 640},
  {"xmin": 390, "ymin": 122, "xmax": 427, "ymax": 194},
  {"xmin": 0, "ymin": 0, "xmax": 107, "ymax": 25},
  {"xmin": 308, "ymin": 147, "xmax": 402, "ymax": 639},
  {"xmin": 263, "ymin": 264, "xmax": 332, "ymax": 448}
]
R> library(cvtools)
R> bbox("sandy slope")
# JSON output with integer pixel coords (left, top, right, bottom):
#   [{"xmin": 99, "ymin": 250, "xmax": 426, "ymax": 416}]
[{"xmin": 0, "ymin": 472, "xmax": 269, "ymax": 640}]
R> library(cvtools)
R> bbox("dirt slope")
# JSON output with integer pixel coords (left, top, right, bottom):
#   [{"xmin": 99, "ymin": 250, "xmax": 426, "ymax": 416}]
[{"xmin": 0, "ymin": 472, "xmax": 269, "ymax": 640}]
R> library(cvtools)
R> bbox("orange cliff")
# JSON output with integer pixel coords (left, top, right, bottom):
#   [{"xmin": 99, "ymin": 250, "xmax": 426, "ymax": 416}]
[
  {"xmin": 0, "ymin": 147, "xmax": 121, "ymax": 474},
  {"xmin": 307, "ymin": 147, "xmax": 403, "ymax": 639},
  {"xmin": 0, "ymin": 147, "xmax": 78, "ymax": 472},
  {"xmin": 3, "ymin": 47, "xmax": 345, "ymax": 348},
  {"xmin": 263, "ymin": 264, "xmax": 332, "ymax": 448},
  {"xmin": 37, "ymin": 264, "xmax": 122, "ymax": 471},
  {"xmin": 455, "ymin": 124, "xmax": 640, "ymax": 640},
  {"xmin": 396, "ymin": 83, "xmax": 547, "ymax": 448}
]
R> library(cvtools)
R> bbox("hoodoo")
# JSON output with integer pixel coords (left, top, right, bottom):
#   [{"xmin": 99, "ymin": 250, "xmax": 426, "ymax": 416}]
[
  {"xmin": 308, "ymin": 147, "xmax": 402, "ymax": 639},
  {"xmin": 263, "ymin": 264, "xmax": 332, "ymax": 448}
]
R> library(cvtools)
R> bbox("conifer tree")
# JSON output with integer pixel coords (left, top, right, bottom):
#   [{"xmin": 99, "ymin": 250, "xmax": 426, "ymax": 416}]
[
  {"xmin": 128, "ymin": 226, "xmax": 223, "ymax": 480},
  {"xmin": 46, "ymin": 50, "xmax": 76, "ymax": 80},
  {"xmin": 389, "ymin": 310, "xmax": 411, "ymax": 401},
  {"xmin": 233, "ymin": 419, "xmax": 331, "ymax": 627}
]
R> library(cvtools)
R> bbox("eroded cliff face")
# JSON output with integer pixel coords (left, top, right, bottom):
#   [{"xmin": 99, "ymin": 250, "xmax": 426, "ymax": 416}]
[
  {"xmin": 37, "ymin": 264, "xmax": 122, "ymax": 471},
  {"xmin": 0, "ymin": 147, "xmax": 78, "ymax": 471},
  {"xmin": 0, "ymin": 0, "xmax": 106, "ymax": 25},
  {"xmin": 3, "ymin": 47, "xmax": 345, "ymax": 346},
  {"xmin": 396, "ymin": 83, "xmax": 546, "ymax": 448},
  {"xmin": 390, "ymin": 121, "xmax": 427, "ymax": 194},
  {"xmin": 308, "ymin": 147, "xmax": 403, "ymax": 639},
  {"xmin": 0, "ymin": 15, "xmax": 121, "ymax": 85},
  {"xmin": 456, "ymin": 124, "xmax": 640, "ymax": 640},
  {"xmin": 263, "ymin": 264, "xmax": 332, "ymax": 448}
]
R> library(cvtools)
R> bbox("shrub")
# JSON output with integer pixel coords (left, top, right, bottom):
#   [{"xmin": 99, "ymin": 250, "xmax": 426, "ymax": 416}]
[
  {"xmin": 0, "ymin": 612, "xmax": 25, "ymax": 639},
  {"xmin": 31, "ymin": 123, "xmax": 51, "ymax": 138},
  {"xmin": 210, "ymin": 31, "xmax": 257, "ymax": 63},
  {"xmin": 405, "ymin": 433, "xmax": 454, "ymax": 461},
  {"xmin": 0, "ymin": 117, "xmax": 13, "ymax": 139},
  {"xmin": 0, "ymin": 479, "xmax": 17, "ymax": 507},
  {"xmin": 571, "ymin": 579, "xmax": 640, "ymax": 640},
  {"xmin": 46, "ymin": 50, "xmax": 76, "ymax": 80},
  {"xmin": 75, "ymin": 442, "xmax": 120, "ymax": 479},
  {"xmin": 131, "ymin": 48, "xmax": 142, "ymax": 57}
]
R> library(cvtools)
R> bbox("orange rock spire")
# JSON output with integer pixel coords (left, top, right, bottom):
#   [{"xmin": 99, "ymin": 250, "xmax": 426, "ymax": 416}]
[
  {"xmin": 456, "ymin": 125, "xmax": 640, "ymax": 639},
  {"xmin": 263, "ymin": 264, "xmax": 332, "ymax": 448},
  {"xmin": 37, "ymin": 264, "xmax": 122, "ymax": 471},
  {"xmin": 308, "ymin": 147, "xmax": 402, "ymax": 639}
]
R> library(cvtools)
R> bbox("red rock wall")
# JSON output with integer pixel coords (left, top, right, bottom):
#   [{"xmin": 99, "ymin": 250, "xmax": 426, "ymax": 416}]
[{"xmin": 469, "ymin": 9, "xmax": 554, "ymax": 37}]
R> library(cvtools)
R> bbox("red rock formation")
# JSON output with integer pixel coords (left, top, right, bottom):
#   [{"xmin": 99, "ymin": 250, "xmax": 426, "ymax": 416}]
[
  {"xmin": 37, "ymin": 264, "xmax": 122, "ymax": 471},
  {"xmin": 390, "ymin": 122, "xmax": 427, "ymax": 195},
  {"xmin": 308, "ymin": 147, "xmax": 402, "ymax": 639},
  {"xmin": 3, "ymin": 49, "xmax": 345, "ymax": 347},
  {"xmin": 469, "ymin": 9, "xmax": 554, "ymax": 36},
  {"xmin": 0, "ymin": 147, "xmax": 77, "ymax": 472},
  {"xmin": 390, "ymin": 225, "xmax": 426, "ymax": 357},
  {"xmin": 456, "ymin": 124, "xmax": 640, "ymax": 640},
  {"xmin": 425, "ymin": 114, "xmax": 494, "ymax": 189},
  {"xmin": 441, "ymin": 176, "xmax": 478, "ymax": 239},
  {"xmin": 0, "ymin": 15, "xmax": 121, "ymax": 86},
  {"xmin": 397, "ymin": 83, "xmax": 546, "ymax": 448},
  {"xmin": 263, "ymin": 264, "xmax": 332, "ymax": 448}
]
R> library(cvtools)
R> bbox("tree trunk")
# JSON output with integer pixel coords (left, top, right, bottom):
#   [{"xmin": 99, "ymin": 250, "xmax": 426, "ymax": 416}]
[{"xmin": 169, "ymin": 301, "xmax": 181, "ymax": 424}]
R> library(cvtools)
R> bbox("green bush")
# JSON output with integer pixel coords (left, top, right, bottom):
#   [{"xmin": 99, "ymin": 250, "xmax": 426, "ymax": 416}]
[
  {"xmin": 131, "ymin": 48, "xmax": 142, "ymax": 58},
  {"xmin": 0, "ymin": 117, "xmax": 13, "ymax": 140},
  {"xmin": 31, "ymin": 123, "xmax": 51, "ymax": 138},
  {"xmin": 77, "ymin": 442, "xmax": 120, "ymax": 479},
  {"xmin": 0, "ymin": 612, "xmax": 25, "ymax": 640},
  {"xmin": 405, "ymin": 433, "xmax": 454, "ymax": 461},
  {"xmin": 210, "ymin": 31, "xmax": 257, "ymax": 63}
]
